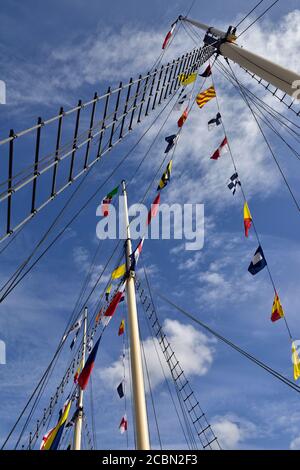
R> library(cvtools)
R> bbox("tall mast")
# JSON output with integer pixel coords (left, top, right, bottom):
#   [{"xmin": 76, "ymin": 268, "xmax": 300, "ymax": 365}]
[
  {"xmin": 122, "ymin": 180, "xmax": 150, "ymax": 450},
  {"xmin": 73, "ymin": 306, "xmax": 88, "ymax": 450},
  {"xmin": 180, "ymin": 16, "xmax": 300, "ymax": 97}
]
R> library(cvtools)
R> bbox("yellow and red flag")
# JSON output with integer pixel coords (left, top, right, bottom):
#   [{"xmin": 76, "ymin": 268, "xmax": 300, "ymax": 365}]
[
  {"xmin": 243, "ymin": 202, "xmax": 252, "ymax": 237},
  {"xmin": 74, "ymin": 357, "xmax": 84, "ymax": 384},
  {"xmin": 118, "ymin": 319, "xmax": 125, "ymax": 336},
  {"xmin": 196, "ymin": 86, "xmax": 216, "ymax": 109},
  {"xmin": 271, "ymin": 293, "xmax": 284, "ymax": 322}
]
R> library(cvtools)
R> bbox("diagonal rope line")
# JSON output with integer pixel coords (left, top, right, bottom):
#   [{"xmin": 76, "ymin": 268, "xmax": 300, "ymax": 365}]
[{"xmin": 156, "ymin": 292, "xmax": 300, "ymax": 393}]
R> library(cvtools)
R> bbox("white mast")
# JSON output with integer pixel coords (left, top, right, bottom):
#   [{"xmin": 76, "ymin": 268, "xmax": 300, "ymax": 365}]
[
  {"xmin": 73, "ymin": 306, "xmax": 88, "ymax": 450},
  {"xmin": 122, "ymin": 180, "xmax": 150, "ymax": 450},
  {"xmin": 180, "ymin": 16, "xmax": 300, "ymax": 97}
]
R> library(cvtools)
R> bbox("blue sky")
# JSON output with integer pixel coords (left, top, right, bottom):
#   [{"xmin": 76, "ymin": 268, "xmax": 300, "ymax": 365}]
[{"xmin": 0, "ymin": 0, "xmax": 300, "ymax": 450}]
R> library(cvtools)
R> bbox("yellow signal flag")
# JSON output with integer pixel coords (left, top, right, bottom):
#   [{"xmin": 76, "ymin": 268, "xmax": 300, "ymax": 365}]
[
  {"xmin": 196, "ymin": 86, "xmax": 216, "ymax": 109},
  {"xmin": 111, "ymin": 263, "xmax": 126, "ymax": 280},
  {"xmin": 292, "ymin": 342, "xmax": 300, "ymax": 381},
  {"xmin": 179, "ymin": 72, "xmax": 197, "ymax": 86}
]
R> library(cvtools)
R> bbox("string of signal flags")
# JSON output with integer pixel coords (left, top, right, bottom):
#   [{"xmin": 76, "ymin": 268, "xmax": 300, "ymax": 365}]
[
  {"xmin": 38, "ymin": 29, "xmax": 300, "ymax": 450},
  {"xmin": 40, "ymin": 59, "xmax": 300, "ymax": 450},
  {"xmin": 201, "ymin": 60, "xmax": 300, "ymax": 382},
  {"xmin": 57, "ymin": 60, "xmax": 300, "ymax": 446}
]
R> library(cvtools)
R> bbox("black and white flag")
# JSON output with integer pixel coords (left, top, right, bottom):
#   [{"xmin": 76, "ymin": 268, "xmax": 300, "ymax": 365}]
[
  {"xmin": 70, "ymin": 331, "xmax": 79, "ymax": 350},
  {"xmin": 174, "ymin": 92, "xmax": 191, "ymax": 110},
  {"xmin": 227, "ymin": 172, "xmax": 241, "ymax": 195},
  {"xmin": 87, "ymin": 338, "xmax": 94, "ymax": 353},
  {"xmin": 208, "ymin": 112, "xmax": 222, "ymax": 131},
  {"xmin": 62, "ymin": 313, "xmax": 83, "ymax": 343}
]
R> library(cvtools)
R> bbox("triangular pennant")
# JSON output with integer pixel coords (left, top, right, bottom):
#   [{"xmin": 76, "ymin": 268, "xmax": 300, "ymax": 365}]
[
  {"xmin": 271, "ymin": 292, "xmax": 285, "ymax": 322},
  {"xmin": 118, "ymin": 319, "xmax": 125, "ymax": 336},
  {"xmin": 117, "ymin": 382, "xmax": 125, "ymax": 398},
  {"xmin": 243, "ymin": 202, "xmax": 252, "ymax": 237},
  {"xmin": 199, "ymin": 64, "xmax": 212, "ymax": 77},
  {"xmin": 177, "ymin": 107, "xmax": 188, "ymax": 128},
  {"xmin": 78, "ymin": 338, "xmax": 101, "ymax": 390},
  {"xmin": 210, "ymin": 137, "xmax": 228, "ymax": 160},
  {"xmin": 147, "ymin": 193, "xmax": 161, "ymax": 225},
  {"xmin": 119, "ymin": 415, "xmax": 128, "ymax": 434},
  {"xmin": 157, "ymin": 160, "xmax": 173, "ymax": 190}
]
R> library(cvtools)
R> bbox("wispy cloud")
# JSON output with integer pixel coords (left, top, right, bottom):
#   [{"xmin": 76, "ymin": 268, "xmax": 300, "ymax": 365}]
[{"xmin": 98, "ymin": 318, "xmax": 216, "ymax": 392}]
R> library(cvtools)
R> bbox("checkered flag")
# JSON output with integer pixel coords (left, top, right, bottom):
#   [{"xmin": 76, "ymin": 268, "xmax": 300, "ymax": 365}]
[{"xmin": 227, "ymin": 172, "xmax": 241, "ymax": 195}]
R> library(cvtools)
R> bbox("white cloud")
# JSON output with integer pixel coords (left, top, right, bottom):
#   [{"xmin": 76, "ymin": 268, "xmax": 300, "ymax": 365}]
[
  {"xmin": 212, "ymin": 414, "xmax": 256, "ymax": 449},
  {"xmin": 237, "ymin": 10, "xmax": 300, "ymax": 74},
  {"xmin": 213, "ymin": 419, "xmax": 242, "ymax": 449},
  {"xmin": 98, "ymin": 318, "xmax": 215, "ymax": 392},
  {"xmin": 72, "ymin": 244, "xmax": 112, "ymax": 288},
  {"xmin": 2, "ymin": 24, "xmax": 195, "ymax": 107},
  {"xmin": 290, "ymin": 436, "xmax": 300, "ymax": 450},
  {"xmin": 178, "ymin": 251, "xmax": 202, "ymax": 270},
  {"xmin": 73, "ymin": 246, "xmax": 90, "ymax": 272}
]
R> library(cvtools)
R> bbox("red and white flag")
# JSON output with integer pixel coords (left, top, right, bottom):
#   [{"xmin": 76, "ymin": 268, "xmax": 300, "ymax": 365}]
[
  {"xmin": 119, "ymin": 415, "xmax": 128, "ymax": 434},
  {"xmin": 177, "ymin": 107, "xmax": 189, "ymax": 128},
  {"xmin": 104, "ymin": 282, "xmax": 126, "ymax": 318},
  {"xmin": 162, "ymin": 21, "xmax": 177, "ymax": 50},
  {"xmin": 146, "ymin": 193, "xmax": 161, "ymax": 226},
  {"xmin": 210, "ymin": 136, "xmax": 228, "ymax": 160}
]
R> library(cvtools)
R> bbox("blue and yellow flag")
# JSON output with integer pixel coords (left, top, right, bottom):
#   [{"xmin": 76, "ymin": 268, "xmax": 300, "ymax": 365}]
[{"xmin": 41, "ymin": 400, "xmax": 71, "ymax": 450}]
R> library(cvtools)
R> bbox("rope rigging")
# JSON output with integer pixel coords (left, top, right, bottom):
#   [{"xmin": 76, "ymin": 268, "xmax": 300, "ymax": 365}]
[
  {"xmin": 0, "ymin": 88, "xmax": 182, "ymax": 304},
  {"xmin": 0, "ymin": 49, "xmax": 218, "ymax": 308},
  {"xmin": 3, "ymin": 57, "xmax": 205, "ymax": 446},
  {"xmin": 0, "ymin": 43, "xmax": 214, "ymax": 244},
  {"xmin": 209, "ymin": 61, "xmax": 296, "ymax": 343},
  {"xmin": 240, "ymin": 67, "xmax": 300, "ymax": 117},
  {"xmin": 214, "ymin": 60, "xmax": 300, "ymax": 159},
  {"xmin": 155, "ymin": 291, "xmax": 300, "ymax": 394},
  {"xmin": 140, "ymin": 324, "xmax": 163, "ymax": 450},
  {"xmin": 136, "ymin": 269, "xmax": 221, "ymax": 450},
  {"xmin": 235, "ymin": 0, "xmax": 265, "ymax": 29},
  {"xmin": 224, "ymin": 59, "xmax": 300, "ymax": 216},
  {"xmin": 1, "ymin": 235, "xmax": 124, "ymax": 449},
  {"xmin": 237, "ymin": 0, "xmax": 280, "ymax": 38},
  {"xmin": 138, "ymin": 262, "xmax": 204, "ymax": 450},
  {"xmin": 2, "ymin": 6, "xmax": 300, "ymax": 452}
]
